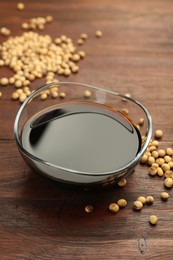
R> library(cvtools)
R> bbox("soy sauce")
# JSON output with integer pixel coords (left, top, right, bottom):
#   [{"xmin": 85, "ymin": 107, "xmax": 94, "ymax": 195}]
[{"xmin": 21, "ymin": 101, "xmax": 141, "ymax": 173}]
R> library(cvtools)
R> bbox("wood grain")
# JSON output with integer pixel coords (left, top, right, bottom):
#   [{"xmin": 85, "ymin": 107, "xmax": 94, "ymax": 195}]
[{"xmin": 1, "ymin": 0, "xmax": 173, "ymax": 259}]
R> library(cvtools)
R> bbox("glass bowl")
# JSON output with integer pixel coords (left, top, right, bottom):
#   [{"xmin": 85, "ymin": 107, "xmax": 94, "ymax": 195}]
[{"xmin": 14, "ymin": 82, "xmax": 152, "ymax": 187}]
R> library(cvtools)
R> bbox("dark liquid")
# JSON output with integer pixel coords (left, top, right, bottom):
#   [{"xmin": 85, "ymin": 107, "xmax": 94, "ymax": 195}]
[{"xmin": 22, "ymin": 101, "xmax": 141, "ymax": 174}]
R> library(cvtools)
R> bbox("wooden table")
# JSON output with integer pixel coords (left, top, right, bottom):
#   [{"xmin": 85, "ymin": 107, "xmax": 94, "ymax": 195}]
[{"xmin": 1, "ymin": 0, "xmax": 173, "ymax": 259}]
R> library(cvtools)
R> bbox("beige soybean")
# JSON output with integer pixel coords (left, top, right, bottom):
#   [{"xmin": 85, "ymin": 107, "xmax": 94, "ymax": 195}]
[
  {"xmin": 80, "ymin": 33, "xmax": 88, "ymax": 40},
  {"xmin": 46, "ymin": 16, "xmax": 53, "ymax": 22},
  {"xmin": 71, "ymin": 65, "xmax": 79, "ymax": 73},
  {"xmin": 117, "ymin": 199, "xmax": 127, "ymax": 208},
  {"xmin": 157, "ymin": 167, "xmax": 164, "ymax": 177},
  {"xmin": 59, "ymin": 92, "xmax": 66, "ymax": 98},
  {"xmin": 164, "ymin": 156, "xmax": 172, "ymax": 163},
  {"xmin": 16, "ymin": 89, "xmax": 23, "ymax": 94},
  {"xmin": 148, "ymin": 156, "xmax": 155, "ymax": 165},
  {"xmin": 19, "ymin": 93, "xmax": 27, "ymax": 103},
  {"xmin": 142, "ymin": 135, "xmax": 146, "ymax": 143},
  {"xmin": 25, "ymin": 90, "xmax": 31, "ymax": 97},
  {"xmin": 0, "ymin": 77, "xmax": 9, "ymax": 86},
  {"xmin": 164, "ymin": 170, "xmax": 173, "ymax": 178},
  {"xmin": 71, "ymin": 54, "xmax": 80, "ymax": 62},
  {"xmin": 17, "ymin": 2, "xmax": 25, "ymax": 10},
  {"xmin": 140, "ymin": 154, "xmax": 148, "ymax": 164},
  {"xmin": 166, "ymin": 148, "xmax": 173, "ymax": 156},
  {"xmin": 0, "ymin": 60, "xmax": 4, "ymax": 66},
  {"xmin": 0, "ymin": 27, "xmax": 11, "ymax": 36},
  {"xmin": 11, "ymin": 92, "xmax": 19, "ymax": 100},
  {"xmin": 137, "ymin": 196, "xmax": 146, "ymax": 205},
  {"xmin": 121, "ymin": 108, "xmax": 129, "ymax": 115},
  {"xmin": 164, "ymin": 177, "xmax": 173, "ymax": 188},
  {"xmin": 84, "ymin": 90, "xmax": 91, "ymax": 98},
  {"xmin": 149, "ymin": 145, "xmax": 156, "ymax": 152},
  {"xmin": 156, "ymin": 158, "xmax": 165, "ymax": 166},
  {"xmin": 152, "ymin": 163, "xmax": 159, "ymax": 168},
  {"xmin": 149, "ymin": 166, "xmax": 157, "ymax": 176},
  {"xmin": 125, "ymin": 93, "xmax": 131, "ymax": 98},
  {"xmin": 117, "ymin": 178, "xmax": 127, "ymax": 187},
  {"xmin": 151, "ymin": 140, "xmax": 159, "ymax": 147},
  {"xmin": 155, "ymin": 130, "xmax": 163, "ymax": 139},
  {"xmin": 158, "ymin": 149, "xmax": 166, "ymax": 157},
  {"xmin": 146, "ymin": 196, "xmax": 154, "ymax": 204},
  {"xmin": 23, "ymin": 86, "xmax": 29, "ymax": 92},
  {"xmin": 168, "ymin": 162, "xmax": 173, "ymax": 169},
  {"xmin": 160, "ymin": 192, "xmax": 169, "ymax": 201},
  {"xmin": 139, "ymin": 118, "xmax": 144, "ymax": 126},
  {"xmin": 77, "ymin": 39, "xmax": 84, "ymax": 45},
  {"xmin": 50, "ymin": 86, "xmax": 58, "ymax": 92},
  {"xmin": 149, "ymin": 215, "xmax": 158, "ymax": 225},
  {"xmin": 133, "ymin": 200, "xmax": 143, "ymax": 211},
  {"xmin": 15, "ymin": 80, "xmax": 22, "ymax": 88},
  {"xmin": 9, "ymin": 77, "xmax": 15, "ymax": 84},
  {"xmin": 161, "ymin": 163, "xmax": 170, "ymax": 172},
  {"xmin": 22, "ymin": 23, "xmax": 29, "ymax": 29},
  {"xmin": 64, "ymin": 69, "xmax": 71, "ymax": 76},
  {"xmin": 85, "ymin": 205, "xmax": 94, "ymax": 213},
  {"xmin": 40, "ymin": 93, "xmax": 47, "ymax": 100},
  {"xmin": 145, "ymin": 151, "xmax": 151, "ymax": 157},
  {"xmin": 60, "ymin": 35, "xmax": 67, "ymax": 41},
  {"xmin": 109, "ymin": 203, "xmax": 119, "ymax": 213},
  {"xmin": 51, "ymin": 91, "xmax": 58, "ymax": 98},
  {"xmin": 78, "ymin": 51, "xmax": 86, "ymax": 58},
  {"xmin": 95, "ymin": 30, "xmax": 103, "ymax": 38},
  {"xmin": 152, "ymin": 151, "xmax": 159, "ymax": 159}
]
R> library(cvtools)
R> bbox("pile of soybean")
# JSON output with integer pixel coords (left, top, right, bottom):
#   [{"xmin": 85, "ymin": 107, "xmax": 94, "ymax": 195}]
[{"xmin": 0, "ymin": 3, "xmax": 102, "ymax": 102}]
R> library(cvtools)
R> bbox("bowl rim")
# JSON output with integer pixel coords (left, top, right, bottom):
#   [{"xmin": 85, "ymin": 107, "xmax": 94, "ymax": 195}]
[{"xmin": 14, "ymin": 81, "xmax": 152, "ymax": 177}]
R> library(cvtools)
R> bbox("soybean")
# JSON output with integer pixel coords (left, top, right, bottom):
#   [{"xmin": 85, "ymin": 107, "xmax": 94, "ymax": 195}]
[
  {"xmin": 137, "ymin": 196, "xmax": 146, "ymax": 205},
  {"xmin": 84, "ymin": 90, "xmax": 91, "ymax": 98},
  {"xmin": 146, "ymin": 196, "xmax": 154, "ymax": 205},
  {"xmin": 166, "ymin": 148, "xmax": 173, "ymax": 156},
  {"xmin": 109, "ymin": 203, "xmax": 119, "ymax": 213},
  {"xmin": 133, "ymin": 201, "xmax": 143, "ymax": 211},
  {"xmin": 139, "ymin": 118, "xmax": 144, "ymax": 126},
  {"xmin": 59, "ymin": 92, "xmax": 66, "ymax": 98},
  {"xmin": 155, "ymin": 130, "xmax": 163, "ymax": 139},
  {"xmin": 164, "ymin": 177, "xmax": 173, "ymax": 188},
  {"xmin": 117, "ymin": 178, "xmax": 127, "ymax": 187},
  {"xmin": 85, "ymin": 205, "xmax": 94, "ymax": 213},
  {"xmin": 140, "ymin": 154, "xmax": 148, "ymax": 164},
  {"xmin": 17, "ymin": 2, "xmax": 25, "ymax": 10},
  {"xmin": 117, "ymin": 199, "xmax": 127, "ymax": 208},
  {"xmin": 149, "ymin": 166, "xmax": 157, "ymax": 176},
  {"xmin": 95, "ymin": 30, "xmax": 103, "ymax": 38},
  {"xmin": 0, "ymin": 78, "xmax": 9, "ymax": 86},
  {"xmin": 157, "ymin": 167, "xmax": 164, "ymax": 177},
  {"xmin": 160, "ymin": 192, "xmax": 169, "ymax": 201},
  {"xmin": 149, "ymin": 215, "xmax": 158, "ymax": 225}
]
